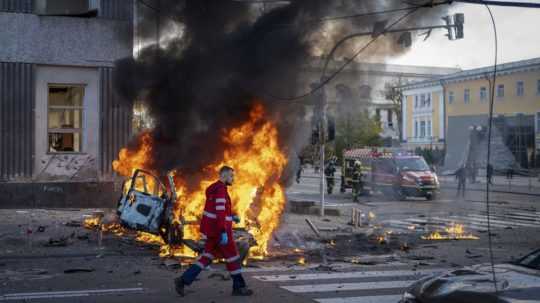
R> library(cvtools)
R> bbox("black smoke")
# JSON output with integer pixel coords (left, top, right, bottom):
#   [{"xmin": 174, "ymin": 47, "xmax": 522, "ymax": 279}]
[{"xmin": 114, "ymin": 0, "xmax": 447, "ymax": 187}]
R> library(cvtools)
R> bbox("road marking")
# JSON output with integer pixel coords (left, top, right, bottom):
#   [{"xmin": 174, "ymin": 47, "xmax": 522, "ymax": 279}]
[
  {"xmin": 254, "ymin": 269, "xmax": 443, "ymax": 282},
  {"xmin": 0, "ymin": 288, "xmax": 144, "ymax": 301},
  {"xmin": 315, "ymin": 294, "xmax": 402, "ymax": 303},
  {"xmin": 280, "ymin": 280, "xmax": 414, "ymax": 293},
  {"xmin": 465, "ymin": 214, "xmax": 539, "ymax": 228}
]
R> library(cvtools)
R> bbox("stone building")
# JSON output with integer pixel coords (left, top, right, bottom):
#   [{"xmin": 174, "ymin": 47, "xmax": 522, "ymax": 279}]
[{"xmin": 0, "ymin": 0, "xmax": 134, "ymax": 207}]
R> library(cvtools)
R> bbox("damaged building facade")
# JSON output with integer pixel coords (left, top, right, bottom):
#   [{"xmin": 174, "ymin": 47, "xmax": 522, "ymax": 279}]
[{"xmin": 0, "ymin": 0, "xmax": 134, "ymax": 207}]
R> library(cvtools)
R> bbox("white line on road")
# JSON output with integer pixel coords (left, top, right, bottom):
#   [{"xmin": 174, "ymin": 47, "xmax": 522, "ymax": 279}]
[
  {"xmin": 315, "ymin": 294, "xmax": 402, "ymax": 303},
  {"xmin": 0, "ymin": 288, "xmax": 144, "ymax": 301},
  {"xmin": 465, "ymin": 214, "xmax": 539, "ymax": 228},
  {"xmin": 254, "ymin": 269, "xmax": 443, "ymax": 282},
  {"xmin": 280, "ymin": 280, "xmax": 413, "ymax": 293}
]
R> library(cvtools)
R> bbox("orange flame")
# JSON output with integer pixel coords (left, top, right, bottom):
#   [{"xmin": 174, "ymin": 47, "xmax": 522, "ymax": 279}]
[
  {"xmin": 113, "ymin": 103, "xmax": 288, "ymax": 258},
  {"xmin": 421, "ymin": 223, "xmax": 479, "ymax": 240}
]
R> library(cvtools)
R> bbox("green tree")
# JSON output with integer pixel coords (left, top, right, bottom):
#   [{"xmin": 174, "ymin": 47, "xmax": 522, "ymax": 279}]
[{"xmin": 334, "ymin": 110, "xmax": 382, "ymax": 162}]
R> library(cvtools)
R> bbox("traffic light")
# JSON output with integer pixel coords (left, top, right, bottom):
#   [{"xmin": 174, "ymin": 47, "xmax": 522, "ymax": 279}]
[
  {"xmin": 311, "ymin": 124, "xmax": 320, "ymax": 145},
  {"xmin": 397, "ymin": 31, "xmax": 412, "ymax": 48},
  {"xmin": 442, "ymin": 13, "xmax": 465, "ymax": 40},
  {"xmin": 327, "ymin": 116, "xmax": 335, "ymax": 142},
  {"xmin": 454, "ymin": 13, "xmax": 464, "ymax": 39}
]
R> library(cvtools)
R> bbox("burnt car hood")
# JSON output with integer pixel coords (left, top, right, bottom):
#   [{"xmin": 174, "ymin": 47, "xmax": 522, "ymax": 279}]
[{"xmin": 407, "ymin": 264, "xmax": 540, "ymax": 303}]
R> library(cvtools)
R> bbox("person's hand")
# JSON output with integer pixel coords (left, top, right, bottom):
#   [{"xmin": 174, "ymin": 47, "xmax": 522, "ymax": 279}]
[
  {"xmin": 220, "ymin": 232, "xmax": 228, "ymax": 246},
  {"xmin": 232, "ymin": 215, "xmax": 241, "ymax": 224}
]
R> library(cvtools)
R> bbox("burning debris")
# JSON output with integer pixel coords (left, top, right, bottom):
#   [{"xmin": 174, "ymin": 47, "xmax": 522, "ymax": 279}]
[{"xmin": 421, "ymin": 223, "xmax": 479, "ymax": 240}]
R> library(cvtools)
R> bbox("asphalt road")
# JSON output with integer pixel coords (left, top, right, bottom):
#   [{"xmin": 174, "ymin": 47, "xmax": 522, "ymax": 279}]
[{"xmin": 0, "ymin": 171, "xmax": 538, "ymax": 303}]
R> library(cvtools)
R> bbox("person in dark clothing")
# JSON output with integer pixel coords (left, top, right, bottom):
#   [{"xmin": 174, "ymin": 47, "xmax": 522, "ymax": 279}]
[
  {"xmin": 506, "ymin": 164, "xmax": 515, "ymax": 179},
  {"xmin": 296, "ymin": 162, "xmax": 303, "ymax": 184},
  {"xmin": 487, "ymin": 164, "xmax": 494, "ymax": 185},
  {"xmin": 324, "ymin": 162, "xmax": 336, "ymax": 194},
  {"xmin": 456, "ymin": 166, "xmax": 467, "ymax": 198},
  {"xmin": 351, "ymin": 161, "xmax": 363, "ymax": 202}
]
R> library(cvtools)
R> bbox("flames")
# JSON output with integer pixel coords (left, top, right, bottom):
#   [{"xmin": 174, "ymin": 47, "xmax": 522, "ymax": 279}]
[
  {"xmin": 112, "ymin": 103, "xmax": 288, "ymax": 258},
  {"xmin": 421, "ymin": 223, "xmax": 479, "ymax": 240}
]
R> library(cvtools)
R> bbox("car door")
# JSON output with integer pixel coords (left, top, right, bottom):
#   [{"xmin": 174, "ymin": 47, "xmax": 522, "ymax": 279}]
[{"xmin": 117, "ymin": 169, "xmax": 167, "ymax": 234}]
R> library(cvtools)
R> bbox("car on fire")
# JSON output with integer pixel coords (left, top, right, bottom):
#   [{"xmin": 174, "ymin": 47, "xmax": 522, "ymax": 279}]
[
  {"xmin": 116, "ymin": 169, "xmax": 255, "ymax": 260},
  {"xmin": 341, "ymin": 148, "xmax": 440, "ymax": 200},
  {"xmin": 401, "ymin": 248, "xmax": 540, "ymax": 303}
]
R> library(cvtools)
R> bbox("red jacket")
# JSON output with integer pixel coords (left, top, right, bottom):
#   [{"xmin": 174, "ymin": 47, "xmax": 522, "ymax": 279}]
[{"xmin": 200, "ymin": 181, "xmax": 233, "ymax": 239}]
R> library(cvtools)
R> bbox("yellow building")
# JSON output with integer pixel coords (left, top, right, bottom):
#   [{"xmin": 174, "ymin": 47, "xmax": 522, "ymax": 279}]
[
  {"xmin": 401, "ymin": 81, "xmax": 445, "ymax": 150},
  {"xmin": 401, "ymin": 57, "xmax": 540, "ymax": 170}
]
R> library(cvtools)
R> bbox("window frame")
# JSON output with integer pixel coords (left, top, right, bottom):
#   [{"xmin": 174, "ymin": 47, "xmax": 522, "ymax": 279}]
[
  {"xmin": 46, "ymin": 83, "xmax": 85, "ymax": 154},
  {"xmin": 448, "ymin": 91, "xmax": 454, "ymax": 104},
  {"xmin": 464, "ymin": 88, "xmax": 471, "ymax": 104},
  {"xmin": 480, "ymin": 86, "xmax": 487, "ymax": 103},
  {"xmin": 497, "ymin": 84, "xmax": 505, "ymax": 99},
  {"xmin": 536, "ymin": 80, "xmax": 540, "ymax": 96},
  {"xmin": 420, "ymin": 120, "xmax": 426, "ymax": 138},
  {"xmin": 516, "ymin": 81, "xmax": 524, "ymax": 97}
]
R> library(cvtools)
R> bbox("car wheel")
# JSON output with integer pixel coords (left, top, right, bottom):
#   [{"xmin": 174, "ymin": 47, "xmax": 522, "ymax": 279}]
[{"xmin": 426, "ymin": 193, "xmax": 436, "ymax": 201}]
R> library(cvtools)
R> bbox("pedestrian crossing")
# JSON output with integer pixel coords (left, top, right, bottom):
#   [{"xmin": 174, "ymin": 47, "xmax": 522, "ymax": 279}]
[
  {"xmin": 382, "ymin": 210, "xmax": 539, "ymax": 233},
  {"xmin": 253, "ymin": 268, "xmax": 445, "ymax": 303}
]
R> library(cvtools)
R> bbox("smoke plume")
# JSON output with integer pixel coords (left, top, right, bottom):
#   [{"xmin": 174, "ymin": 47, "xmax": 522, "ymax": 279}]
[{"xmin": 114, "ymin": 0, "xmax": 448, "ymax": 186}]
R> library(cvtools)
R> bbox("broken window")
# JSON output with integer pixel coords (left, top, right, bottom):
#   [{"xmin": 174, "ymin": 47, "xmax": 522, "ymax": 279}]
[
  {"xmin": 47, "ymin": 85, "xmax": 84, "ymax": 153},
  {"xmin": 34, "ymin": 0, "xmax": 99, "ymax": 16}
]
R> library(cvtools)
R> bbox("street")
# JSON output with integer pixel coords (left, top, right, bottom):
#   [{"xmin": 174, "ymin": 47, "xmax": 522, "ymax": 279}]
[{"xmin": 1, "ymin": 169, "xmax": 538, "ymax": 302}]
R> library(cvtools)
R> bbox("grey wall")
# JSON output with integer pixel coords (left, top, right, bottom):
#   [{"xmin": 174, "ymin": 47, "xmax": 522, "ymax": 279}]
[
  {"xmin": 0, "ymin": 0, "xmax": 132, "ymax": 20},
  {"xmin": 0, "ymin": 62, "xmax": 34, "ymax": 181},
  {"xmin": 99, "ymin": 67, "xmax": 132, "ymax": 177},
  {"xmin": 0, "ymin": 12, "xmax": 132, "ymax": 67},
  {"xmin": 0, "ymin": 0, "xmax": 33, "ymax": 13}
]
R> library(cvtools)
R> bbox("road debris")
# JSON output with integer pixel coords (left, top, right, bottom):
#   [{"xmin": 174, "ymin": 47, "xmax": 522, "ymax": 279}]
[
  {"xmin": 44, "ymin": 237, "xmax": 72, "ymax": 247},
  {"xmin": 64, "ymin": 268, "xmax": 94, "ymax": 274},
  {"xmin": 65, "ymin": 220, "xmax": 82, "ymax": 227},
  {"xmin": 305, "ymin": 219, "xmax": 321, "ymax": 238}
]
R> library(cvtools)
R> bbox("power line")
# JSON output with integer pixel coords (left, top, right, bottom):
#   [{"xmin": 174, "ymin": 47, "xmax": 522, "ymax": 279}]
[
  {"xmin": 484, "ymin": 3, "xmax": 499, "ymax": 295},
  {"xmin": 455, "ymin": 0, "xmax": 540, "ymax": 8}
]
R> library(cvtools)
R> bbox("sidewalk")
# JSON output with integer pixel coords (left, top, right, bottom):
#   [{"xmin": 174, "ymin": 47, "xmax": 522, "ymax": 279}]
[{"xmin": 439, "ymin": 175, "xmax": 540, "ymax": 196}]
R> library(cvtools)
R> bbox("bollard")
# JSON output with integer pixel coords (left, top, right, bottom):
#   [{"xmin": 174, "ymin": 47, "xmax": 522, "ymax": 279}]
[{"xmin": 92, "ymin": 211, "xmax": 105, "ymax": 248}]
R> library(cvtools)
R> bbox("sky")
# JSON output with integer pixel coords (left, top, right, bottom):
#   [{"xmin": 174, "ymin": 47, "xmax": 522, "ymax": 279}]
[{"xmin": 386, "ymin": 2, "xmax": 540, "ymax": 69}]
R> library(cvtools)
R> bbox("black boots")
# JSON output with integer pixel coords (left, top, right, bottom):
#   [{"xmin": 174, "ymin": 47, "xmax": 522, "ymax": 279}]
[
  {"xmin": 232, "ymin": 287, "xmax": 254, "ymax": 296},
  {"xmin": 174, "ymin": 277, "xmax": 185, "ymax": 297}
]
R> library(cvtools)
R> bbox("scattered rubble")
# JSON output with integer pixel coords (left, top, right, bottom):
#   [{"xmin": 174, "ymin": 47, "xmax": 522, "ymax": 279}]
[{"xmin": 64, "ymin": 268, "xmax": 94, "ymax": 274}]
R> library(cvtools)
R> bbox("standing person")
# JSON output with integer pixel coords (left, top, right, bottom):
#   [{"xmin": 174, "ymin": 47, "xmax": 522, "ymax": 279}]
[
  {"xmin": 296, "ymin": 161, "xmax": 303, "ymax": 184},
  {"xmin": 506, "ymin": 165, "xmax": 514, "ymax": 179},
  {"xmin": 325, "ymin": 162, "xmax": 336, "ymax": 194},
  {"xmin": 351, "ymin": 161, "xmax": 363, "ymax": 202},
  {"xmin": 487, "ymin": 164, "xmax": 494, "ymax": 185},
  {"xmin": 174, "ymin": 166, "xmax": 253, "ymax": 297},
  {"xmin": 456, "ymin": 165, "xmax": 467, "ymax": 198}
]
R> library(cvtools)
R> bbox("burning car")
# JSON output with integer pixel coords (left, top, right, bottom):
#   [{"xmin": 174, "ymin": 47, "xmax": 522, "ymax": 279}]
[
  {"xmin": 401, "ymin": 249, "xmax": 540, "ymax": 303},
  {"xmin": 116, "ymin": 169, "xmax": 256, "ymax": 259}
]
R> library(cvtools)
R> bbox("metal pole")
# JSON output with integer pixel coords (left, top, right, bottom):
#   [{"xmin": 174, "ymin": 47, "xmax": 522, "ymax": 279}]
[{"xmin": 320, "ymin": 86, "xmax": 326, "ymax": 217}]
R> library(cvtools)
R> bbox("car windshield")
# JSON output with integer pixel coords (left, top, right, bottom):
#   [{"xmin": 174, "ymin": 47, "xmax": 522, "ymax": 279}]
[
  {"xmin": 396, "ymin": 158, "xmax": 430, "ymax": 171},
  {"xmin": 516, "ymin": 250, "xmax": 540, "ymax": 270}
]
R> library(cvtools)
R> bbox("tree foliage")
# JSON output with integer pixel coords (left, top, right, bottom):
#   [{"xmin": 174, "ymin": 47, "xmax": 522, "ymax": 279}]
[{"xmin": 333, "ymin": 111, "xmax": 382, "ymax": 162}]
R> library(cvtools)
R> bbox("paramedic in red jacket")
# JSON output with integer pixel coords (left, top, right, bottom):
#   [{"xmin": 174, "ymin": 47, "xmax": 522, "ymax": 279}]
[{"xmin": 174, "ymin": 166, "xmax": 253, "ymax": 297}]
